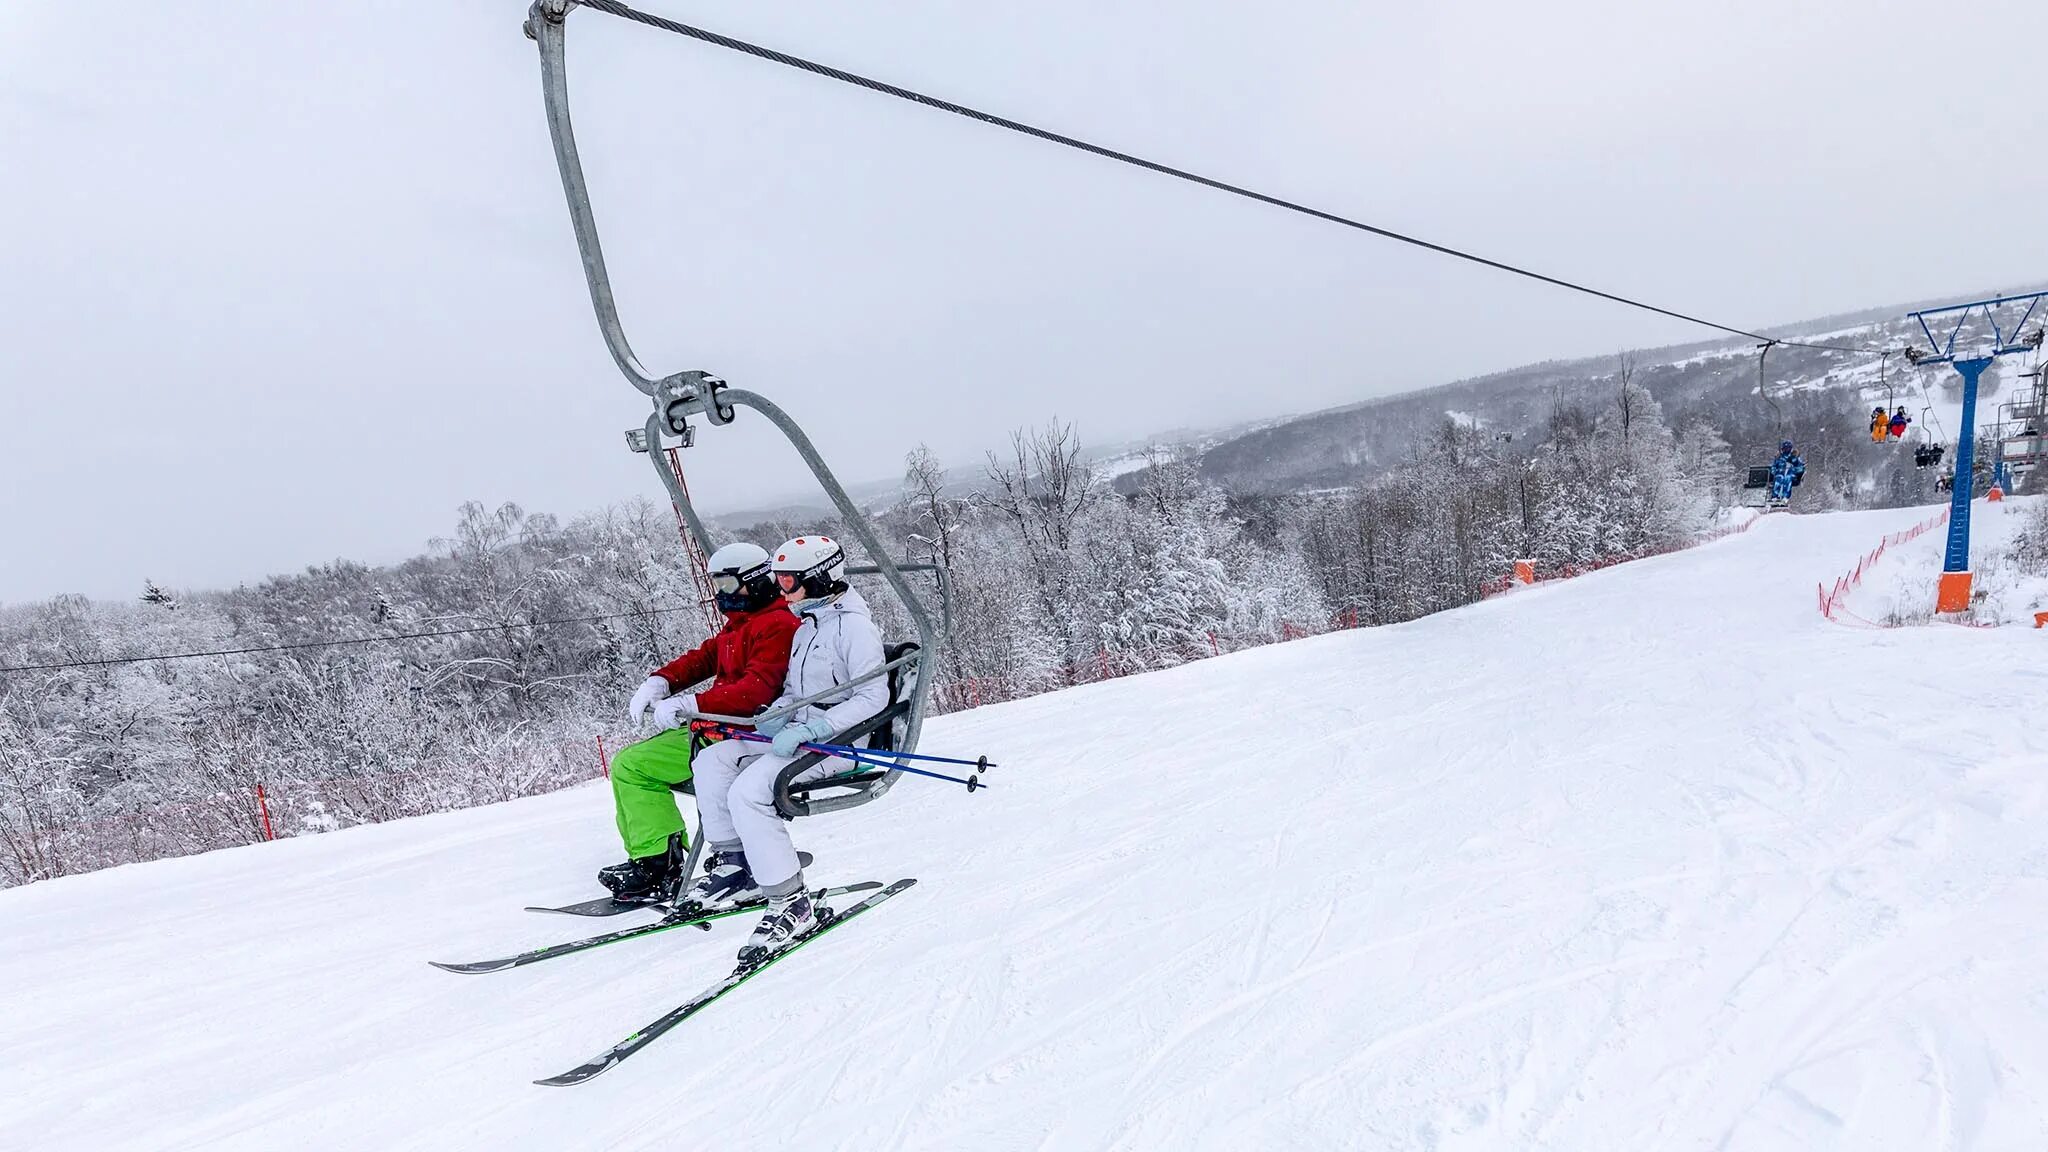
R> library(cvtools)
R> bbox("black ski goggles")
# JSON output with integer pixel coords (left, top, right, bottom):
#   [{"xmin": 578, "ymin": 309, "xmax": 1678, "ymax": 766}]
[{"xmin": 711, "ymin": 566, "xmax": 768, "ymax": 594}]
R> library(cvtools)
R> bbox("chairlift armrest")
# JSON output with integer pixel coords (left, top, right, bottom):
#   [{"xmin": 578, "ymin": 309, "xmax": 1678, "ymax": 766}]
[
  {"xmin": 771, "ymin": 699, "xmax": 910, "ymax": 819},
  {"xmin": 785, "ymin": 771, "xmax": 887, "ymax": 796},
  {"xmin": 747, "ymin": 649, "xmax": 922, "ymax": 729}
]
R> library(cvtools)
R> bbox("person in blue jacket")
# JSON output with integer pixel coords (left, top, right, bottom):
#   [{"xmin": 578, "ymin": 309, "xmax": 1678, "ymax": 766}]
[{"xmin": 1769, "ymin": 440, "xmax": 1806, "ymax": 502}]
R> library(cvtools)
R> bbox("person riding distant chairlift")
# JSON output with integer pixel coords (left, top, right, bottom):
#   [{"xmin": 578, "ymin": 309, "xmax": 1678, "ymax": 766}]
[
  {"xmin": 1769, "ymin": 440, "xmax": 1806, "ymax": 504},
  {"xmin": 678, "ymin": 534, "xmax": 890, "ymax": 965},
  {"xmin": 1871, "ymin": 407, "xmax": 1889, "ymax": 443},
  {"xmin": 1888, "ymin": 406, "xmax": 1911, "ymax": 441},
  {"xmin": 596, "ymin": 542, "xmax": 799, "ymax": 902}
]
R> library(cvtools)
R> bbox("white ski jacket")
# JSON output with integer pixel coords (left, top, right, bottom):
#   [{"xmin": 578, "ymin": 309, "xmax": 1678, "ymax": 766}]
[{"xmin": 768, "ymin": 589, "xmax": 889, "ymax": 736}]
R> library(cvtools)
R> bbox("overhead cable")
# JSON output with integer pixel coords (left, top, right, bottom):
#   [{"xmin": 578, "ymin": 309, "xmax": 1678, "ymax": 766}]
[{"xmin": 559, "ymin": 0, "xmax": 1887, "ymax": 356}]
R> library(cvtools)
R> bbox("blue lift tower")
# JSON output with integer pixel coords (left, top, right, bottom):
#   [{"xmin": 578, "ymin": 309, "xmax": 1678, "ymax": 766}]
[{"xmin": 1904, "ymin": 291, "xmax": 2047, "ymax": 613}]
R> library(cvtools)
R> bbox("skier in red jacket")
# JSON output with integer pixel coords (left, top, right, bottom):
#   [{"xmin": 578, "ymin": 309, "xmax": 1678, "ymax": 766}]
[{"xmin": 596, "ymin": 542, "xmax": 799, "ymax": 902}]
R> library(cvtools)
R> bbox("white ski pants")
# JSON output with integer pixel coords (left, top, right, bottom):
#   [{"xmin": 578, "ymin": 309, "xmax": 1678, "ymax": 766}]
[{"xmin": 691, "ymin": 740, "xmax": 849, "ymax": 894}]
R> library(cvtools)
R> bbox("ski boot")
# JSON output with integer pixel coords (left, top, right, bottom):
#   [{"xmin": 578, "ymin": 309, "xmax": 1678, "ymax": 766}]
[
  {"xmin": 596, "ymin": 831, "xmax": 688, "ymax": 904},
  {"xmin": 596, "ymin": 857, "xmax": 669, "ymax": 902},
  {"xmin": 676, "ymin": 850, "xmax": 761, "ymax": 914},
  {"xmin": 736, "ymin": 890, "xmax": 820, "ymax": 968}
]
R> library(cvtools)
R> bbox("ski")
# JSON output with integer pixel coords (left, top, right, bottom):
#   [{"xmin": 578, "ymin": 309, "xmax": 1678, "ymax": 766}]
[
  {"xmin": 526, "ymin": 851, "xmax": 815, "ymax": 918},
  {"xmin": 534, "ymin": 878, "xmax": 917, "ymax": 1087},
  {"xmin": 432, "ymin": 882, "xmax": 882, "ymax": 975},
  {"xmin": 524, "ymin": 894, "xmax": 661, "ymax": 919}
]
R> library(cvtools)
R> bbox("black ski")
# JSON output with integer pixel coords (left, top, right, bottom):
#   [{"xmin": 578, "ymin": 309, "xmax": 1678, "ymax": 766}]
[
  {"xmin": 526, "ymin": 852, "xmax": 815, "ymax": 918},
  {"xmin": 524, "ymin": 894, "xmax": 663, "ymax": 919},
  {"xmin": 534, "ymin": 878, "xmax": 918, "ymax": 1087},
  {"xmin": 432, "ymin": 882, "xmax": 881, "ymax": 975}
]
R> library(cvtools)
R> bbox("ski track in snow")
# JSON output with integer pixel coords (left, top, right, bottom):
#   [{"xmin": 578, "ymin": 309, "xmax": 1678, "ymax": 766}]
[{"xmin": 5, "ymin": 505, "xmax": 2048, "ymax": 1150}]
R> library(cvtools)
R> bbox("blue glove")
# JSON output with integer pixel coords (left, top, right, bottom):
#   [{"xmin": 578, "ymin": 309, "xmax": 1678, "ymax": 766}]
[
  {"xmin": 754, "ymin": 711, "xmax": 791, "ymax": 738},
  {"xmin": 771, "ymin": 718, "xmax": 835, "ymax": 758}
]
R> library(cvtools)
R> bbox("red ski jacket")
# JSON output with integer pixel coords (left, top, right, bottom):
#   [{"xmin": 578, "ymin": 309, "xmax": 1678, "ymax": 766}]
[{"xmin": 652, "ymin": 603, "xmax": 800, "ymax": 721}]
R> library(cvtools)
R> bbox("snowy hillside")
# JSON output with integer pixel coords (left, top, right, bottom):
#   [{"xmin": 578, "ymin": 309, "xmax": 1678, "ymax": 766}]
[
  {"xmin": 4, "ymin": 505, "xmax": 2047, "ymax": 1150},
  {"xmin": 1193, "ymin": 287, "xmax": 2048, "ymax": 496}
]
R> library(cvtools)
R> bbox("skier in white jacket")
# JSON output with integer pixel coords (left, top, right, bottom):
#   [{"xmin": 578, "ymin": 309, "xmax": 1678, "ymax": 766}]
[{"xmin": 681, "ymin": 533, "xmax": 890, "ymax": 964}]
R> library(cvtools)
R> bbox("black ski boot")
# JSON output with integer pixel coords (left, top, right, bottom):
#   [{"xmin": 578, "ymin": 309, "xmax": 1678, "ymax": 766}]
[
  {"xmin": 596, "ymin": 856, "xmax": 669, "ymax": 902},
  {"xmin": 596, "ymin": 832, "xmax": 687, "ymax": 902}
]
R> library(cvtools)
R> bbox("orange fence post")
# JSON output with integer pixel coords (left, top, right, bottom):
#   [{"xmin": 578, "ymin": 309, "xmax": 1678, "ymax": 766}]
[{"xmin": 597, "ymin": 735, "xmax": 610, "ymax": 779}]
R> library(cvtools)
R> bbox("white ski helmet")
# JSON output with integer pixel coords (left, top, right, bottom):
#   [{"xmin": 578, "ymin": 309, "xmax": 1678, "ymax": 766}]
[
  {"xmin": 771, "ymin": 534, "xmax": 847, "ymax": 600},
  {"xmin": 705, "ymin": 541, "xmax": 776, "ymax": 613}
]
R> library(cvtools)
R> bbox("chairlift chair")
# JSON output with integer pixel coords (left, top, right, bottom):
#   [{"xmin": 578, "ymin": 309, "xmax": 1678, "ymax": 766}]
[
  {"xmin": 524, "ymin": 0, "xmax": 955, "ymax": 892},
  {"xmin": 1740, "ymin": 463, "xmax": 1772, "ymax": 508}
]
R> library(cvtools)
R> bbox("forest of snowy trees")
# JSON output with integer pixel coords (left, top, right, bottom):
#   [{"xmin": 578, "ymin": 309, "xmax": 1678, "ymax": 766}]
[{"xmin": 0, "ymin": 376, "xmax": 1854, "ymax": 885}]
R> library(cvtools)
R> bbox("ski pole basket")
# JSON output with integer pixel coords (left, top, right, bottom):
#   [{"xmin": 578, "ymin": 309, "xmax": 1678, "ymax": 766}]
[{"xmin": 523, "ymin": 0, "xmax": 948, "ymax": 818}]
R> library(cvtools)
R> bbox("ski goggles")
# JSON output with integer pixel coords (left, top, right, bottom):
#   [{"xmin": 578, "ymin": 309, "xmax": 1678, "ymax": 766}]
[
  {"xmin": 711, "ymin": 565, "xmax": 769, "ymax": 594},
  {"xmin": 774, "ymin": 571, "xmax": 803, "ymax": 592}
]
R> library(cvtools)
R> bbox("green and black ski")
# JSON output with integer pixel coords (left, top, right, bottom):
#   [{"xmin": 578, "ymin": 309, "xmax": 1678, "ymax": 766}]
[
  {"xmin": 534, "ymin": 879, "xmax": 917, "ymax": 1087},
  {"xmin": 432, "ymin": 882, "xmax": 881, "ymax": 975}
]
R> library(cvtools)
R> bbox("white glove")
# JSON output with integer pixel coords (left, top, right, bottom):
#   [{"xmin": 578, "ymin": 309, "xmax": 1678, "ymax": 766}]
[
  {"xmin": 651, "ymin": 693, "xmax": 698, "ymax": 732},
  {"xmin": 629, "ymin": 676, "xmax": 670, "ymax": 726}
]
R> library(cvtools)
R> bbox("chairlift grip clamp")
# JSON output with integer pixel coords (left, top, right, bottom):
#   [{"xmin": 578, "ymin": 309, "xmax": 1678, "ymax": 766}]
[
  {"xmin": 656, "ymin": 370, "xmax": 733, "ymax": 436},
  {"xmin": 523, "ymin": 0, "xmax": 575, "ymax": 41}
]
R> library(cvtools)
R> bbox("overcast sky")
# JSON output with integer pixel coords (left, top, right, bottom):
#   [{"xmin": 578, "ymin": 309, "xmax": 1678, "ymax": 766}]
[{"xmin": 4, "ymin": 0, "xmax": 2045, "ymax": 602}]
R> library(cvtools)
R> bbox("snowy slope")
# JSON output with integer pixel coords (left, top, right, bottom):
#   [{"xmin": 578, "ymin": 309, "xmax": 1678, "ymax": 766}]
[
  {"xmin": 1838, "ymin": 495, "xmax": 2046, "ymax": 626},
  {"xmin": 5, "ymin": 506, "xmax": 2048, "ymax": 1151}
]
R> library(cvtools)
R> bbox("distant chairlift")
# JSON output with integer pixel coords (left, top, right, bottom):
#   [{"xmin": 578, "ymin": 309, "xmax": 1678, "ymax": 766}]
[{"xmin": 1993, "ymin": 365, "xmax": 2045, "ymax": 491}]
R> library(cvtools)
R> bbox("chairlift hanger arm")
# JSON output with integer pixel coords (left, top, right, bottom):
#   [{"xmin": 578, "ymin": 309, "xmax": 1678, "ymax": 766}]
[
  {"xmin": 655, "ymin": 382, "xmax": 942, "ymax": 645},
  {"xmin": 528, "ymin": 2, "xmax": 672, "ymax": 399}
]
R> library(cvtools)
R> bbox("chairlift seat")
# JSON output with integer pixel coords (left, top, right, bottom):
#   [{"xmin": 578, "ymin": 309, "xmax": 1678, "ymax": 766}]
[
  {"xmin": 1743, "ymin": 465, "xmax": 1770, "ymax": 489},
  {"xmin": 774, "ymin": 641, "xmax": 922, "ymax": 819}
]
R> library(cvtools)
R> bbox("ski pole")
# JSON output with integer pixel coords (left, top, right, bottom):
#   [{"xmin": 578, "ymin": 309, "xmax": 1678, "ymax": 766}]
[
  {"xmin": 741, "ymin": 732, "xmax": 987, "ymax": 790},
  {"xmin": 709, "ymin": 724, "xmax": 995, "ymax": 772},
  {"xmin": 719, "ymin": 729, "xmax": 988, "ymax": 791}
]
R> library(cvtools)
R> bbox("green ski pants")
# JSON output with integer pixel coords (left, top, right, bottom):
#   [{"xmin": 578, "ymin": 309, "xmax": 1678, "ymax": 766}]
[{"xmin": 610, "ymin": 729, "xmax": 696, "ymax": 859}]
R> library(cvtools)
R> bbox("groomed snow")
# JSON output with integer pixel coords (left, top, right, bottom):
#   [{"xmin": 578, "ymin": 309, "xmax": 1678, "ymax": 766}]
[{"xmin": 4, "ymin": 505, "xmax": 2047, "ymax": 1150}]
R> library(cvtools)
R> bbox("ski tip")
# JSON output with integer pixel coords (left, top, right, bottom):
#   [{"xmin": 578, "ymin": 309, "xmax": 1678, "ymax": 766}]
[
  {"xmin": 535, "ymin": 1056, "xmax": 618, "ymax": 1087},
  {"xmin": 429, "ymin": 959, "xmax": 511, "ymax": 975}
]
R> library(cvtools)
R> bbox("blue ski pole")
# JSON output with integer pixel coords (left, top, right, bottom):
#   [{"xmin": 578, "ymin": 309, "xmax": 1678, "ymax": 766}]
[
  {"xmin": 719, "ymin": 729, "xmax": 988, "ymax": 791},
  {"xmin": 710, "ymin": 724, "xmax": 995, "ymax": 773}
]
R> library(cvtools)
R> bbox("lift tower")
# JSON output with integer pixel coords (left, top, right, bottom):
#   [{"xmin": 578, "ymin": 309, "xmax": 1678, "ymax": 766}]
[{"xmin": 1904, "ymin": 291, "xmax": 2047, "ymax": 613}]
